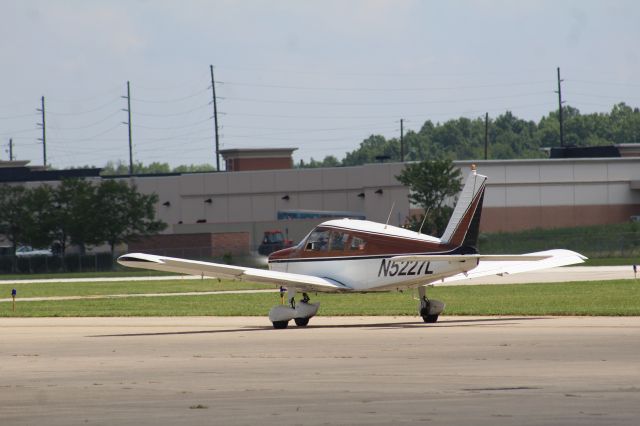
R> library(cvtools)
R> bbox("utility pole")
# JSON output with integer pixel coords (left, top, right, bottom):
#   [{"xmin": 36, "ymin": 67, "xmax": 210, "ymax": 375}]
[
  {"xmin": 400, "ymin": 118, "xmax": 404, "ymax": 162},
  {"xmin": 122, "ymin": 81, "xmax": 133, "ymax": 175},
  {"xmin": 9, "ymin": 138, "xmax": 14, "ymax": 161},
  {"xmin": 484, "ymin": 112, "xmax": 489, "ymax": 160},
  {"xmin": 210, "ymin": 65, "xmax": 221, "ymax": 171},
  {"xmin": 36, "ymin": 96, "xmax": 46, "ymax": 168},
  {"xmin": 556, "ymin": 67, "xmax": 565, "ymax": 147}
]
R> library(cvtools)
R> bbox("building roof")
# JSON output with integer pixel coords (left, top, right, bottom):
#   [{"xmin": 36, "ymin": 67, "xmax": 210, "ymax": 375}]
[
  {"xmin": 0, "ymin": 161, "xmax": 101, "ymax": 183},
  {"xmin": 219, "ymin": 148, "xmax": 297, "ymax": 159}
]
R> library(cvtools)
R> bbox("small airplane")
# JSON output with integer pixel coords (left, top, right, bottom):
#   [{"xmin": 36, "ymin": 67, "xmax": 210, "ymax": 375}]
[{"xmin": 118, "ymin": 166, "xmax": 586, "ymax": 329}]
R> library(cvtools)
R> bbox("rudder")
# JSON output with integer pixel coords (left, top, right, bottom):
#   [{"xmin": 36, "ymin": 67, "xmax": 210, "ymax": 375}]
[{"xmin": 439, "ymin": 167, "xmax": 487, "ymax": 247}]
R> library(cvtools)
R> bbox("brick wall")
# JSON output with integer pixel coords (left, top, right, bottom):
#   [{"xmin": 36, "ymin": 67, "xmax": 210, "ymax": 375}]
[
  {"xmin": 128, "ymin": 232, "xmax": 250, "ymax": 258},
  {"xmin": 227, "ymin": 157, "xmax": 292, "ymax": 171}
]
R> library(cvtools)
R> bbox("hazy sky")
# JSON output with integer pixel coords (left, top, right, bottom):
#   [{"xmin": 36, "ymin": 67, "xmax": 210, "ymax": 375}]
[{"xmin": 1, "ymin": 0, "xmax": 639, "ymax": 169}]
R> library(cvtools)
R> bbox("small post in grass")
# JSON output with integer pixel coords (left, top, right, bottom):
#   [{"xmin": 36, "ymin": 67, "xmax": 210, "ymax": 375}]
[
  {"xmin": 634, "ymin": 264, "xmax": 637, "ymax": 279},
  {"xmin": 11, "ymin": 288, "xmax": 17, "ymax": 312}
]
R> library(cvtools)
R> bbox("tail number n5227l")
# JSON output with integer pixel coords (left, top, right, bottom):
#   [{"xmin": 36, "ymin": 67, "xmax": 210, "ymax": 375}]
[{"xmin": 378, "ymin": 259, "xmax": 433, "ymax": 277}]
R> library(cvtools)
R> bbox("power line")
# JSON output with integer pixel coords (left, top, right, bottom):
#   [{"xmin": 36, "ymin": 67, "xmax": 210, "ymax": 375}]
[
  {"xmin": 0, "ymin": 112, "xmax": 38, "ymax": 120},
  {"xmin": 46, "ymin": 97, "xmax": 122, "ymax": 116},
  {"xmin": 216, "ymin": 64, "xmax": 552, "ymax": 78},
  {"xmin": 218, "ymin": 79, "xmax": 554, "ymax": 92},
  {"xmin": 133, "ymin": 103, "xmax": 211, "ymax": 118},
  {"xmin": 221, "ymin": 91, "xmax": 551, "ymax": 106},
  {"xmin": 132, "ymin": 117, "xmax": 212, "ymax": 131},
  {"xmin": 131, "ymin": 87, "xmax": 209, "ymax": 104},
  {"xmin": 48, "ymin": 110, "xmax": 122, "ymax": 130}
]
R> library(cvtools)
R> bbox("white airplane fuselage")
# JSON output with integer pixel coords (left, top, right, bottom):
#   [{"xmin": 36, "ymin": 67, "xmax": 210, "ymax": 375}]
[
  {"xmin": 267, "ymin": 219, "xmax": 478, "ymax": 291},
  {"xmin": 270, "ymin": 254, "xmax": 473, "ymax": 291}
]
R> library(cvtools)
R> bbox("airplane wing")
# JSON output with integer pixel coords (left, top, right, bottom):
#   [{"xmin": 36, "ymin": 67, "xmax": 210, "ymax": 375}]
[
  {"xmin": 391, "ymin": 249, "xmax": 587, "ymax": 285},
  {"xmin": 117, "ymin": 253, "xmax": 350, "ymax": 293}
]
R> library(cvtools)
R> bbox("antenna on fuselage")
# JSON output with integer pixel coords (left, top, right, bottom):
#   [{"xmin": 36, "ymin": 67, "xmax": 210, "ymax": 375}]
[
  {"xmin": 384, "ymin": 201, "xmax": 396, "ymax": 229},
  {"xmin": 418, "ymin": 207, "xmax": 430, "ymax": 235}
]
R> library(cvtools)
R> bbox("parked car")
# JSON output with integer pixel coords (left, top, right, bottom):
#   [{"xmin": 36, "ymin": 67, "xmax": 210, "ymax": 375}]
[{"xmin": 15, "ymin": 245, "xmax": 53, "ymax": 257}]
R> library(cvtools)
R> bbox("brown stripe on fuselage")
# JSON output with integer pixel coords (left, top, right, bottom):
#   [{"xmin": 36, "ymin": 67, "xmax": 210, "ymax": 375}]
[{"xmin": 269, "ymin": 226, "xmax": 458, "ymax": 262}]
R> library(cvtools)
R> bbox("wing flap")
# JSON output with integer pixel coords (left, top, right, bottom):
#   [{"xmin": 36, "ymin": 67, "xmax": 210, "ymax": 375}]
[{"xmin": 117, "ymin": 253, "xmax": 349, "ymax": 292}]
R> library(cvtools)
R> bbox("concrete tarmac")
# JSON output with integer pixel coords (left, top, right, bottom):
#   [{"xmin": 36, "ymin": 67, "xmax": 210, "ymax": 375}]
[{"xmin": 2, "ymin": 316, "xmax": 640, "ymax": 425}]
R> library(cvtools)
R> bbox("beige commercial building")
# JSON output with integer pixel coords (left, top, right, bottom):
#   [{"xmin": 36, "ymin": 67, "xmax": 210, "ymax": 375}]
[
  {"xmin": 3, "ymin": 156, "xmax": 640, "ymax": 253},
  {"xmin": 126, "ymin": 157, "xmax": 640, "ymax": 249}
]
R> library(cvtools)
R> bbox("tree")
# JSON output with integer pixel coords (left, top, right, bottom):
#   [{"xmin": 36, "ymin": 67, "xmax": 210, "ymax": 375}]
[
  {"xmin": 396, "ymin": 159, "xmax": 463, "ymax": 236},
  {"xmin": 0, "ymin": 185, "xmax": 31, "ymax": 255},
  {"xmin": 298, "ymin": 155, "xmax": 341, "ymax": 168},
  {"xmin": 22, "ymin": 185, "xmax": 56, "ymax": 250},
  {"xmin": 93, "ymin": 180, "xmax": 167, "ymax": 256},
  {"xmin": 48, "ymin": 179, "xmax": 101, "ymax": 256}
]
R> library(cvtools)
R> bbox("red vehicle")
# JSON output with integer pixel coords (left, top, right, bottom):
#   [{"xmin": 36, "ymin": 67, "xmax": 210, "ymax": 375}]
[{"xmin": 258, "ymin": 230, "xmax": 294, "ymax": 256}]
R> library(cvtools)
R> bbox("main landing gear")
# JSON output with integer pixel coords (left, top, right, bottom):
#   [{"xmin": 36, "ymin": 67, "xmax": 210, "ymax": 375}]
[
  {"xmin": 418, "ymin": 285, "xmax": 445, "ymax": 323},
  {"xmin": 268, "ymin": 287, "xmax": 319, "ymax": 329}
]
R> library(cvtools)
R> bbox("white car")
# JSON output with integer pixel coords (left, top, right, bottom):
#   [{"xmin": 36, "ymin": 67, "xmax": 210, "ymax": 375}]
[{"xmin": 15, "ymin": 245, "xmax": 53, "ymax": 257}]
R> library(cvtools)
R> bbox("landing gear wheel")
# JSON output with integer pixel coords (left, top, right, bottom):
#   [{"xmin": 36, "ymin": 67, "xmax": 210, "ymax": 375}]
[
  {"xmin": 422, "ymin": 314, "xmax": 439, "ymax": 323},
  {"xmin": 294, "ymin": 317, "xmax": 310, "ymax": 327},
  {"xmin": 272, "ymin": 320, "xmax": 289, "ymax": 329}
]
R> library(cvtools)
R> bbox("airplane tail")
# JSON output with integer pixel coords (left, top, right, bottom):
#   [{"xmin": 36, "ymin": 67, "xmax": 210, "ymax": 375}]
[{"xmin": 439, "ymin": 167, "xmax": 487, "ymax": 248}]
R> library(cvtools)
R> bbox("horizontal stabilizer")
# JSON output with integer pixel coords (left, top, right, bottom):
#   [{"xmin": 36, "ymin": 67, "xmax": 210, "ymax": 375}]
[
  {"xmin": 434, "ymin": 249, "xmax": 587, "ymax": 285},
  {"xmin": 390, "ymin": 254, "xmax": 552, "ymax": 263}
]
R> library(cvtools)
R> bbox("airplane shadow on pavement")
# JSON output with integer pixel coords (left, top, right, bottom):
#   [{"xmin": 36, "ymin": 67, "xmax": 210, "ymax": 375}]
[{"xmin": 87, "ymin": 317, "xmax": 546, "ymax": 338}]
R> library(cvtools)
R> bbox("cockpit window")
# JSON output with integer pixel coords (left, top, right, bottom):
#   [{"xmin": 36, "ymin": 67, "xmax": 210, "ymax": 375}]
[
  {"xmin": 350, "ymin": 236, "xmax": 367, "ymax": 251},
  {"xmin": 329, "ymin": 231, "xmax": 349, "ymax": 251},
  {"xmin": 305, "ymin": 229, "xmax": 330, "ymax": 251}
]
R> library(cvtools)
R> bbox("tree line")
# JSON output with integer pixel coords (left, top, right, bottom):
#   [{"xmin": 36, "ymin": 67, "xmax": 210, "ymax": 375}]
[
  {"xmin": 100, "ymin": 160, "xmax": 216, "ymax": 176},
  {"xmin": 0, "ymin": 179, "xmax": 166, "ymax": 258},
  {"xmin": 299, "ymin": 103, "xmax": 640, "ymax": 167}
]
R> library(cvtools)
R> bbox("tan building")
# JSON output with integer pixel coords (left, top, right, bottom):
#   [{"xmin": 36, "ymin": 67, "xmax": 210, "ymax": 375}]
[
  {"xmin": 125, "ymin": 157, "xmax": 640, "ymax": 249},
  {"xmin": 4, "ymin": 156, "xmax": 640, "ymax": 252}
]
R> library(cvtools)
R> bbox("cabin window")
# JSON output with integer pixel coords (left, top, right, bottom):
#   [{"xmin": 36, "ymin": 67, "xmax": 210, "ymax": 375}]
[
  {"xmin": 305, "ymin": 229, "xmax": 330, "ymax": 251},
  {"xmin": 350, "ymin": 236, "xmax": 367, "ymax": 251},
  {"xmin": 329, "ymin": 231, "xmax": 349, "ymax": 251}
]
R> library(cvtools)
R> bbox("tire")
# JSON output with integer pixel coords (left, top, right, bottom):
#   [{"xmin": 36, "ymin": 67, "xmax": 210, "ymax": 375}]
[
  {"xmin": 272, "ymin": 320, "xmax": 289, "ymax": 329},
  {"xmin": 294, "ymin": 317, "xmax": 310, "ymax": 327},
  {"xmin": 422, "ymin": 314, "xmax": 439, "ymax": 323}
]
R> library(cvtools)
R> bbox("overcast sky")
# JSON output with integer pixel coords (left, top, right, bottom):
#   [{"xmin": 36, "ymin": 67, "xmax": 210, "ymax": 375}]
[{"xmin": 1, "ymin": 0, "xmax": 639, "ymax": 169}]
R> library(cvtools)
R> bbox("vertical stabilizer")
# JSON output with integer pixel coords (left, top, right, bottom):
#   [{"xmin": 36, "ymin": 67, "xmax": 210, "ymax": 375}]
[{"xmin": 440, "ymin": 167, "xmax": 487, "ymax": 247}]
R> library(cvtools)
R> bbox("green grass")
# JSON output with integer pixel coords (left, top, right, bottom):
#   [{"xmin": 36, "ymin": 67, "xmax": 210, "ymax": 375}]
[
  {"xmin": 1, "ymin": 279, "xmax": 270, "ymax": 298},
  {"xmin": 0, "ymin": 269, "xmax": 179, "ymax": 280},
  {"xmin": 580, "ymin": 257, "xmax": 639, "ymax": 267},
  {"xmin": 479, "ymin": 222, "xmax": 640, "ymax": 259},
  {"xmin": 2, "ymin": 279, "xmax": 639, "ymax": 317}
]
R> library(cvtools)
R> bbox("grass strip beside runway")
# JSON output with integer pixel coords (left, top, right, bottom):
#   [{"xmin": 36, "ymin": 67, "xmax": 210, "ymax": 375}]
[
  {"xmin": 1, "ymin": 279, "xmax": 268, "ymax": 298},
  {"xmin": 1, "ymin": 279, "xmax": 639, "ymax": 317}
]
